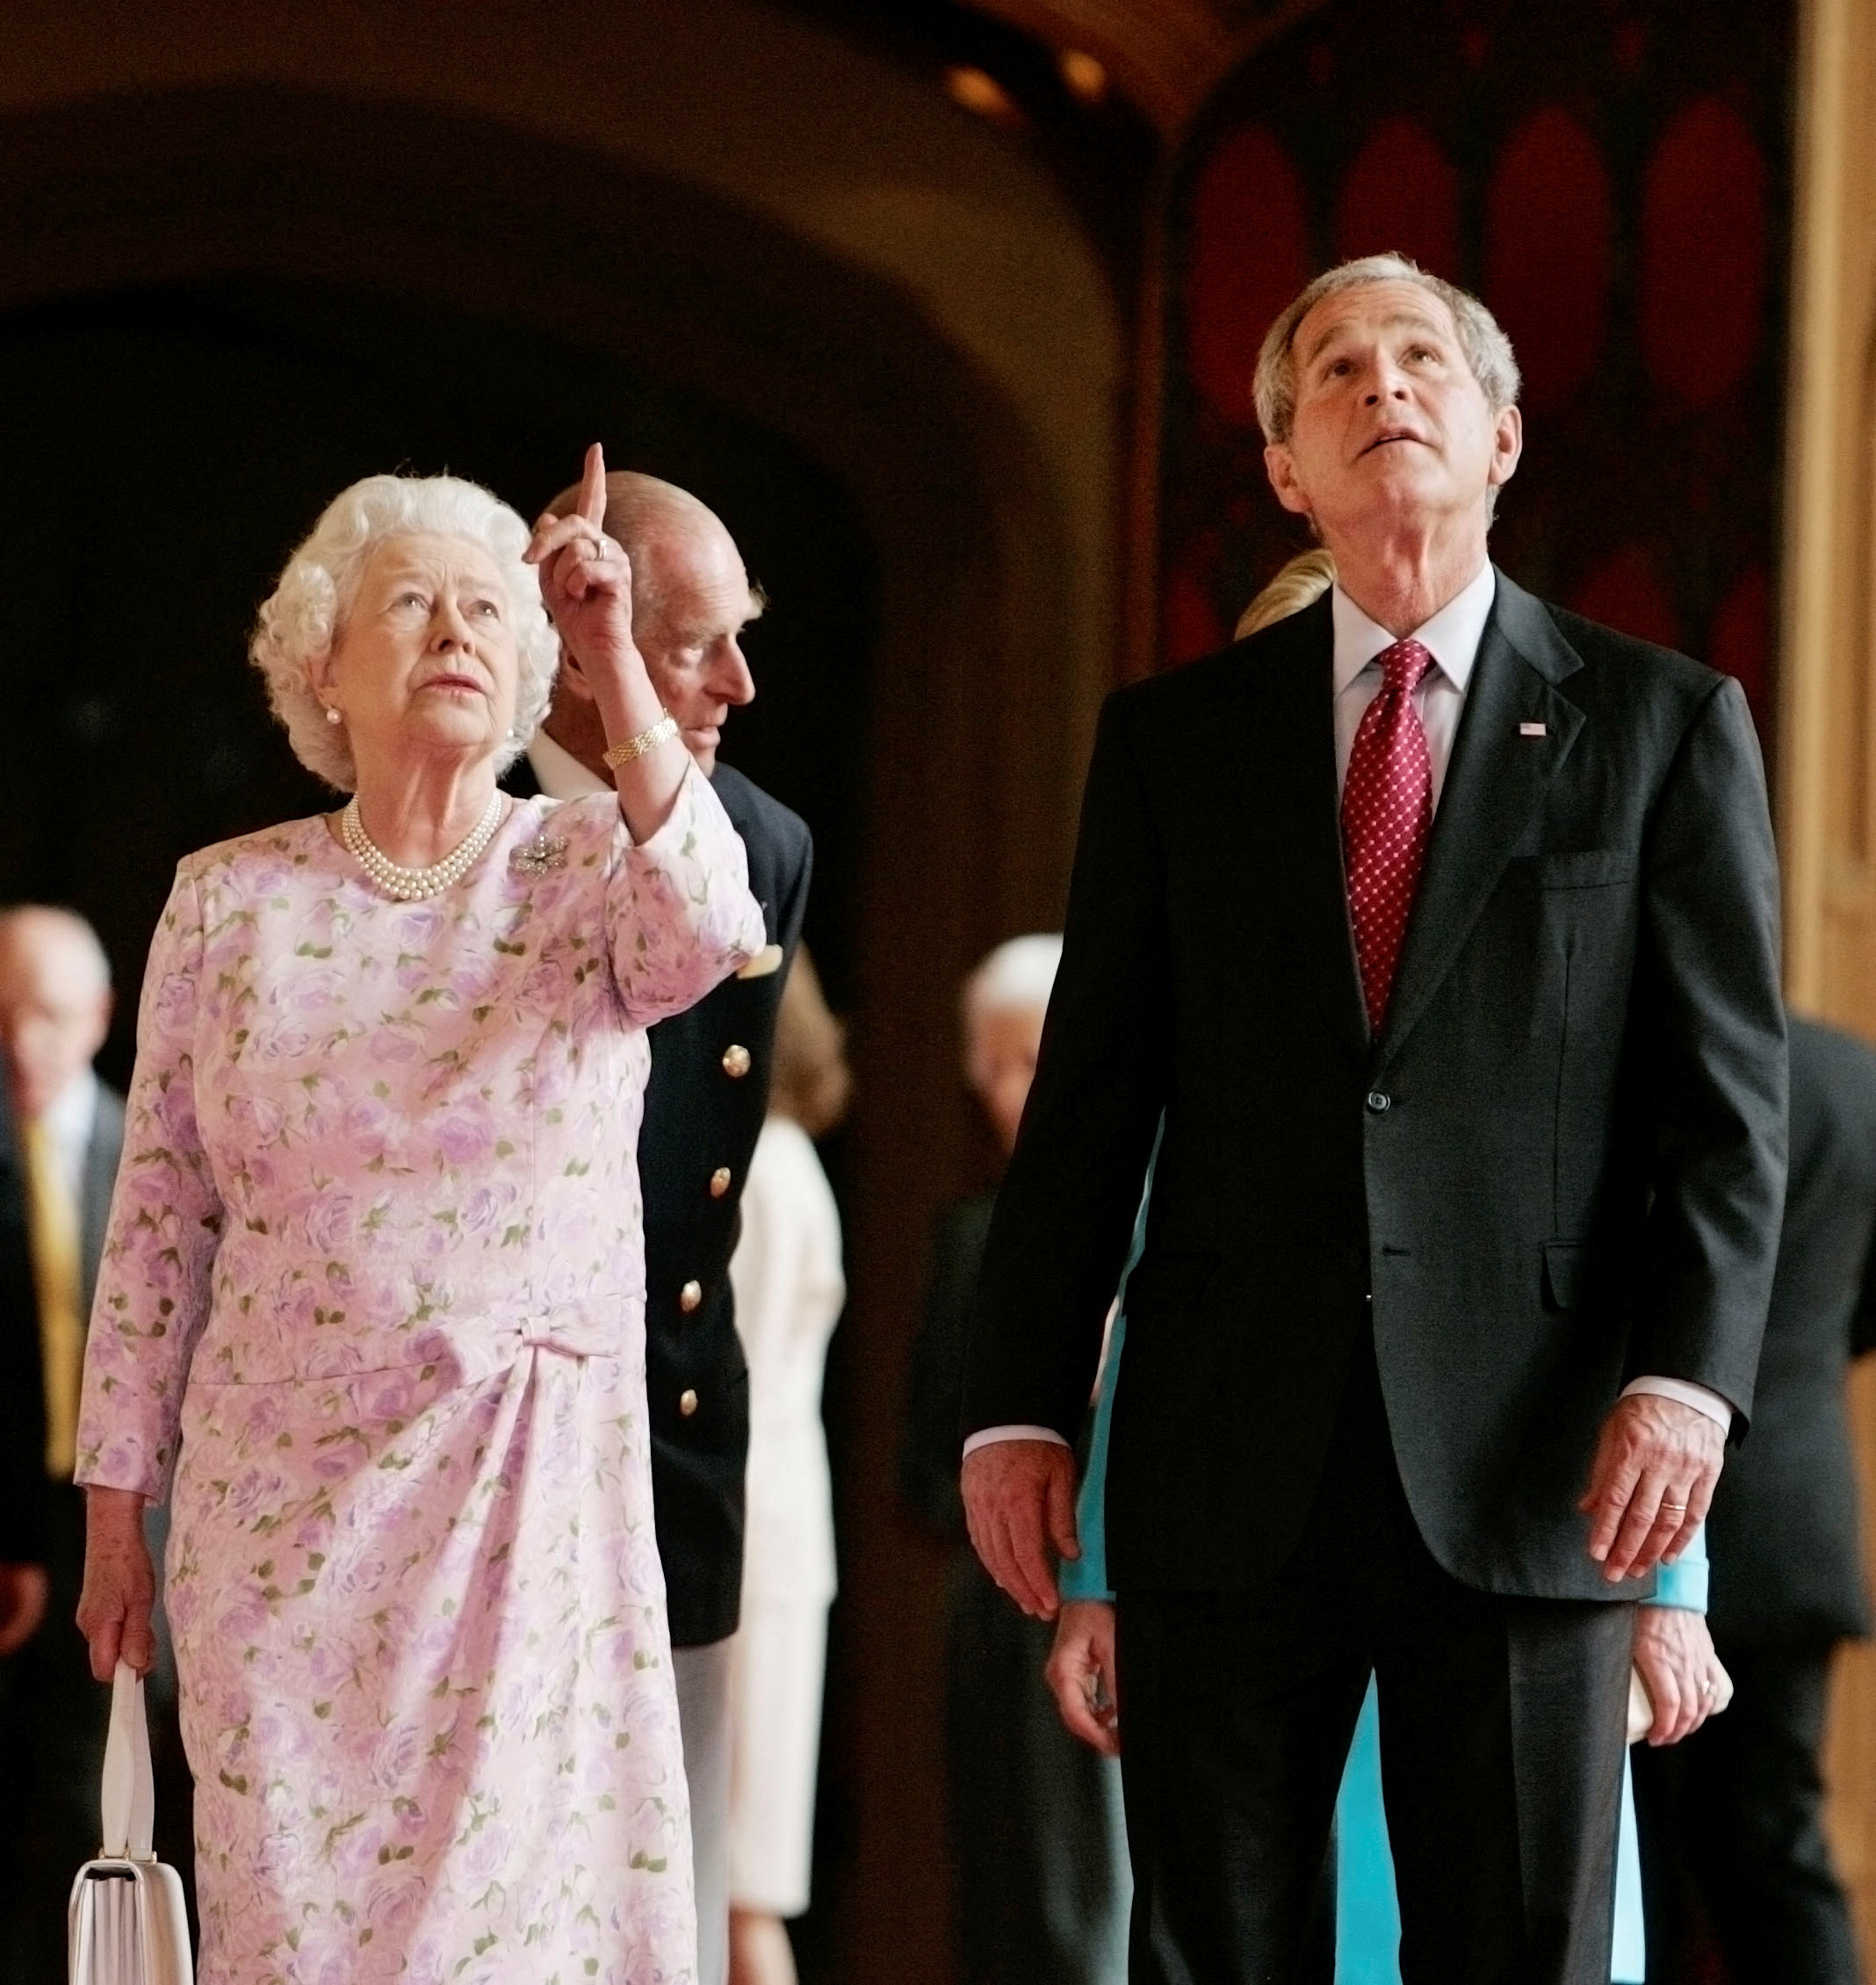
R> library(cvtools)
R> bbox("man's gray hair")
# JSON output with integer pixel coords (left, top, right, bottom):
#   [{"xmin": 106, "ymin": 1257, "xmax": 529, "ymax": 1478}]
[
  {"xmin": 963, "ymin": 934, "xmax": 1063, "ymax": 1026},
  {"xmin": 250, "ymin": 473, "xmax": 559, "ymax": 793},
  {"xmin": 1252, "ymin": 255, "xmax": 1521, "ymax": 445}
]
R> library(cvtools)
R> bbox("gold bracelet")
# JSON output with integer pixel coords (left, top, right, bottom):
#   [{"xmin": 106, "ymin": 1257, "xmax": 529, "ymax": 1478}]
[{"xmin": 602, "ymin": 713, "xmax": 680, "ymax": 770}]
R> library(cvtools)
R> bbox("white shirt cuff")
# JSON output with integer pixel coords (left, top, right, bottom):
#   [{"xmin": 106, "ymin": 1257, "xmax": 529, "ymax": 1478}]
[
  {"xmin": 1620, "ymin": 1375, "xmax": 1734, "ymax": 1432},
  {"xmin": 961, "ymin": 1425, "xmax": 1071, "ymax": 1460}
]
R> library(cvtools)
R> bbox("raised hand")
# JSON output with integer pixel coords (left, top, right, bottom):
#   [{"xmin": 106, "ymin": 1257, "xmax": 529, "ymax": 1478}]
[
  {"xmin": 525, "ymin": 442, "xmax": 644, "ymax": 714},
  {"xmin": 525, "ymin": 444, "xmax": 685, "ymax": 842}
]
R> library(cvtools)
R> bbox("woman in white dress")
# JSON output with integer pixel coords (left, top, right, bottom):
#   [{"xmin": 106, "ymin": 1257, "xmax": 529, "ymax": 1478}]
[{"xmin": 725, "ymin": 950, "xmax": 852, "ymax": 1985}]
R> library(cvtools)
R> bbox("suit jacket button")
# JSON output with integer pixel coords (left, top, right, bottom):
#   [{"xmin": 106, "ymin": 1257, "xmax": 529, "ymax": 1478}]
[
  {"xmin": 680, "ymin": 1280, "xmax": 704, "ymax": 1313},
  {"xmin": 1365, "ymin": 1090, "xmax": 1391, "ymax": 1114},
  {"xmin": 722, "ymin": 1044, "xmax": 752, "ymax": 1079},
  {"xmin": 710, "ymin": 1166, "xmax": 732, "ymax": 1198},
  {"xmin": 679, "ymin": 1388, "xmax": 699, "ymax": 1418}
]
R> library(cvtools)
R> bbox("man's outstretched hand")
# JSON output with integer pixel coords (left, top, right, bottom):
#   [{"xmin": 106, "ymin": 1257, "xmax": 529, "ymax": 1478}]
[
  {"xmin": 1579, "ymin": 1393, "xmax": 1727, "ymax": 1583},
  {"xmin": 961, "ymin": 1438, "xmax": 1079, "ymax": 1620}
]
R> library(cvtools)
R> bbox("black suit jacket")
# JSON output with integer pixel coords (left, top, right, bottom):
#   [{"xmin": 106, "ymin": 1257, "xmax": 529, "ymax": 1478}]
[
  {"xmin": 964, "ymin": 572, "xmax": 1786, "ymax": 1602},
  {"xmin": 901, "ymin": 1190, "xmax": 999, "ymax": 1544},
  {"xmin": 1706, "ymin": 1016, "xmax": 1876, "ymax": 1644},
  {"xmin": 0, "ymin": 1083, "xmax": 126, "ymax": 1563},
  {"xmin": 508, "ymin": 754, "xmax": 812, "ymax": 1643}
]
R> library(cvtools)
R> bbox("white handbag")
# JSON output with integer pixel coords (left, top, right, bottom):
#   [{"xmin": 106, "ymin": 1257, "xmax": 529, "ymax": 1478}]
[{"xmin": 67, "ymin": 1661, "xmax": 193, "ymax": 1985}]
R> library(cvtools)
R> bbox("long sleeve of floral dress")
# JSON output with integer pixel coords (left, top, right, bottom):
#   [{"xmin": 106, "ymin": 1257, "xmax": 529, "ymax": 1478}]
[{"xmin": 78, "ymin": 857, "xmax": 221, "ymax": 1500}]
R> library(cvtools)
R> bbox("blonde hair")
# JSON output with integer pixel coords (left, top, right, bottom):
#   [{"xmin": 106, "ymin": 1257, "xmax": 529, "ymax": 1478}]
[
  {"xmin": 1252, "ymin": 255, "xmax": 1520, "ymax": 446},
  {"xmin": 249, "ymin": 473, "xmax": 559, "ymax": 792},
  {"xmin": 1235, "ymin": 550, "xmax": 1338, "ymax": 640},
  {"xmin": 769, "ymin": 949, "xmax": 852, "ymax": 1138}
]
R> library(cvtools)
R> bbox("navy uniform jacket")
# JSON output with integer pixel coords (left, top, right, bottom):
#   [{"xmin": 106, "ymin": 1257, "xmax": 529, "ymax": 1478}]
[{"xmin": 509, "ymin": 755, "xmax": 812, "ymax": 1644}]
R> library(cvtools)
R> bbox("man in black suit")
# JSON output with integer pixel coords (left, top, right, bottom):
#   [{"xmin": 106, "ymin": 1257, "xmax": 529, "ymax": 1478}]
[
  {"xmin": 1634, "ymin": 1013, "xmax": 1875, "ymax": 1982},
  {"xmin": 961, "ymin": 256, "xmax": 1787, "ymax": 1983},
  {"xmin": 0, "ymin": 906, "xmax": 129, "ymax": 1982},
  {"xmin": 509, "ymin": 470, "xmax": 811, "ymax": 1985}
]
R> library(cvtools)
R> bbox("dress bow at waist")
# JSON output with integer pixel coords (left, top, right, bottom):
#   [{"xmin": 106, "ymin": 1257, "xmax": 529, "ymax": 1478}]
[{"xmin": 512, "ymin": 1302, "xmax": 634, "ymax": 1361}]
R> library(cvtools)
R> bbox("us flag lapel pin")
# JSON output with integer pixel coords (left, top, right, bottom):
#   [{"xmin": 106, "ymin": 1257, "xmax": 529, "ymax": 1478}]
[{"xmin": 1519, "ymin": 721, "xmax": 1548, "ymax": 737}]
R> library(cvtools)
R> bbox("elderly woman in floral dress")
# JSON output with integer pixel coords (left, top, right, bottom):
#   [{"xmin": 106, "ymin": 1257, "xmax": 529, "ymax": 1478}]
[{"xmin": 73, "ymin": 445, "xmax": 762, "ymax": 1985}]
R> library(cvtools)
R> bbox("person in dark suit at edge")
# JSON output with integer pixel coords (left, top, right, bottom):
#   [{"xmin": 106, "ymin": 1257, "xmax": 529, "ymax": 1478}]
[
  {"xmin": 901, "ymin": 934, "xmax": 1134, "ymax": 1985},
  {"xmin": 960, "ymin": 256, "xmax": 1787, "ymax": 1985},
  {"xmin": 507, "ymin": 469, "xmax": 812, "ymax": 1985},
  {"xmin": 1634, "ymin": 1013, "xmax": 1876, "ymax": 1983},
  {"xmin": 0, "ymin": 906, "xmax": 129, "ymax": 1981}
]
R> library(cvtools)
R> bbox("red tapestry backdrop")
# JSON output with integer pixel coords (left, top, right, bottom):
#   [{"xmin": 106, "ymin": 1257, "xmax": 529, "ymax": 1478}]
[{"xmin": 1158, "ymin": 0, "xmax": 1793, "ymax": 748}]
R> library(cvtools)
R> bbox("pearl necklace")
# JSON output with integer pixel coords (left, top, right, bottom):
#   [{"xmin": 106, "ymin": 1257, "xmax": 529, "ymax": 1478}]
[{"xmin": 341, "ymin": 790, "xmax": 506, "ymax": 901}]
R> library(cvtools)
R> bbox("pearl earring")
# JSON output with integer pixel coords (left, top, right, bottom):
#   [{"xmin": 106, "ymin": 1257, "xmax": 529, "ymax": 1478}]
[{"xmin": 325, "ymin": 706, "xmax": 343, "ymax": 726}]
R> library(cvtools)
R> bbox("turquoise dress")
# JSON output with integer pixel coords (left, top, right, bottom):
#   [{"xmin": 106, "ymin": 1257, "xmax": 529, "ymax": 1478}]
[{"xmin": 1062, "ymin": 1181, "xmax": 1707, "ymax": 1984}]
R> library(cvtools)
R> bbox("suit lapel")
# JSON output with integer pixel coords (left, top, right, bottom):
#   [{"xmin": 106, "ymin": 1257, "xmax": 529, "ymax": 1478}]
[
  {"xmin": 1375, "ymin": 571, "xmax": 1585, "ymax": 1073},
  {"xmin": 1227, "ymin": 596, "xmax": 1369, "ymax": 1063}
]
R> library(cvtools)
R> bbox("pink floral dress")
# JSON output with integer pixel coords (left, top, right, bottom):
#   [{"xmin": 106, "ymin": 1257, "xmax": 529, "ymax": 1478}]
[{"xmin": 76, "ymin": 769, "xmax": 764, "ymax": 1985}]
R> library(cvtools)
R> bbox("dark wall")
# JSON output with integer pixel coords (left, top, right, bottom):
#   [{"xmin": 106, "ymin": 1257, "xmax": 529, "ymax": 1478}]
[
  {"xmin": 0, "ymin": 280, "xmax": 875, "ymax": 1086},
  {"xmin": 1159, "ymin": 0, "xmax": 1793, "ymax": 747}
]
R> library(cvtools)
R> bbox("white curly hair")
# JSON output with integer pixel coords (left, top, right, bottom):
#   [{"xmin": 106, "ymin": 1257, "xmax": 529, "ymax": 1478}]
[{"xmin": 250, "ymin": 473, "xmax": 559, "ymax": 792}]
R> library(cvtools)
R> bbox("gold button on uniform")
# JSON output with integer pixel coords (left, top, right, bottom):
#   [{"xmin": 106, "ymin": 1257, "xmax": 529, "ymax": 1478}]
[
  {"xmin": 710, "ymin": 1166, "xmax": 732, "ymax": 1199},
  {"xmin": 680, "ymin": 1280, "xmax": 703, "ymax": 1313},
  {"xmin": 721, "ymin": 1043, "xmax": 752, "ymax": 1079},
  {"xmin": 679, "ymin": 1389, "xmax": 699, "ymax": 1418}
]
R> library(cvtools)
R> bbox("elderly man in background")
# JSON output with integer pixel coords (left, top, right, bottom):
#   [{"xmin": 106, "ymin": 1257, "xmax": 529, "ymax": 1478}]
[
  {"xmin": 962, "ymin": 256, "xmax": 1786, "ymax": 1983},
  {"xmin": 0, "ymin": 906, "xmax": 125, "ymax": 1983},
  {"xmin": 902, "ymin": 935, "xmax": 1131, "ymax": 1985},
  {"xmin": 510, "ymin": 466, "xmax": 812, "ymax": 1985}
]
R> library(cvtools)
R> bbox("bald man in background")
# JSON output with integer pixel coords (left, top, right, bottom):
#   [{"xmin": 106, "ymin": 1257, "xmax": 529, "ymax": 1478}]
[
  {"xmin": 0, "ymin": 906, "xmax": 128, "ymax": 1981},
  {"xmin": 509, "ymin": 471, "xmax": 812, "ymax": 1985}
]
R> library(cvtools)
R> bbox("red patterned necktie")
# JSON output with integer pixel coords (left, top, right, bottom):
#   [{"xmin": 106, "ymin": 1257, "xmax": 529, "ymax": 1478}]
[{"xmin": 1342, "ymin": 638, "xmax": 1434, "ymax": 1033}]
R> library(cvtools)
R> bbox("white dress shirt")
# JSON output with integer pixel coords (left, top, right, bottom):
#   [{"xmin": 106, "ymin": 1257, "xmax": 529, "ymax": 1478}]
[
  {"xmin": 527, "ymin": 729, "xmax": 610, "ymax": 801},
  {"xmin": 40, "ymin": 1066, "xmax": 99, "ymax": 1204},
  {"xmin": 965, "ymin": 563, "xmax": 1730, "ymax": 1460}
]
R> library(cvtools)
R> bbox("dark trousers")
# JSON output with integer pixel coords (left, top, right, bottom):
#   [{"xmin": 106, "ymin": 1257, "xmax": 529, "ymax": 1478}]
[
  {"xmin": 0, "ymin": 1486, "xmax": 109, "ymax": 1985},
  {"xmin": 1115, "ymin": 1334, "xmax": 1634, "ymax": 1985},
  {"xmin": 945, "ymin": 1550, "xmax": 1134, "ymax": 1985},
  {"xmin": 1632, "ymin": 1638, "xmax": 1860, "ymax": 1983},
  {"xmin": 0, "ymin": 1489, "xmax": 193, "ymax": 1984}
]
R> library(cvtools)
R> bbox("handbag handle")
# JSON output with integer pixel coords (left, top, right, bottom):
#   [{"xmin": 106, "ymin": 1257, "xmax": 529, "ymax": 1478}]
[{"xmin": 99, "ymin": 1659, "xmax": 156, "ymax": 1861}]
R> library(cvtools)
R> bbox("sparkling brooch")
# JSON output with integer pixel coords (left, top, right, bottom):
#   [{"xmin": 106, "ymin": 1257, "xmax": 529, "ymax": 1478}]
[{"xmin": 509, "ymin": 834, "xmax": 568, "ymax": 877}]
